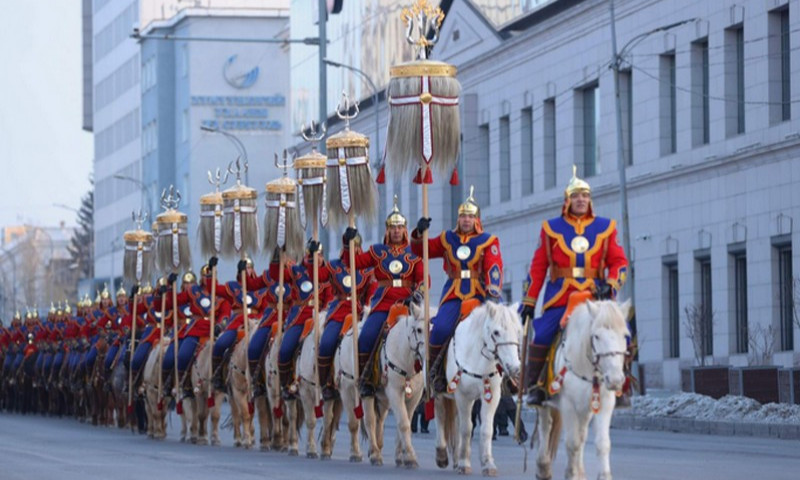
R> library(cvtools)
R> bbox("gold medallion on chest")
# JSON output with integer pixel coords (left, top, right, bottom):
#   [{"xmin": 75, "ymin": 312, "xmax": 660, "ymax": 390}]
[
  {"xmin": 456, "ymin": 245, "xmax": 471, "ymax": 260},
  {"xmin": 571, "ymin": 236, "xmax": 589, "ymax": 254}
]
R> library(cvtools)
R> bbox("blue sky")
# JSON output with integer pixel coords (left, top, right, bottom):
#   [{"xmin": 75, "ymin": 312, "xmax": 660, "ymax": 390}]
[{"xmin": 0, "ymin": 2, "xmax": 93, "ymax": 230}]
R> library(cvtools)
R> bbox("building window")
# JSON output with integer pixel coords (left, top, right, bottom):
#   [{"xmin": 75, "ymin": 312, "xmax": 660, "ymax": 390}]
[
  {"xmin": 502, "ymin": 286, "xmax": 512, "ymax": 303},
  {"xmin": 696, "ymin": 252, "xmax": 713, "ymax": 357},
  {"xmin": 691, "ymin": 39, "xmax": 710, "ymax": 146},
  {"xmin": 775, "ymin": 241, "xmax": 794, "ymax": 351},
  {"xmin": 543, "ymin": 98, "xmax": 556, "ymax": 189},
  {"xmin": 521, "ymin": 107, "xmax": 534, "ymax": 195},
  {"xmin": 499, "ymin": 115, "xmax": 511, "ymax": 202},
  {"xmin": 479, "ymin": 123, "xmax": 490, "ymax": 206},
  {"xmin": 619, "ymin": 69, "xmax": 633, "ymax": 165},
  {"xmin": 581, "ymin": 84, "xmax": 599, "ymax": 177},
  {"xmin": 725, "ymin": 25, "xmax": 745, "ymax": 136},
  {"xmin": 665, "ymin": 258, "xmax": 680, "ymax": 358},
  {"xmin": 769, "ymin": 8, "xmax": 792, "ymax": 123},
  {"xmin": 660, "ymin": 52, "xmax": 677, "ymax": 155},
  {"xmin": 730, "ymin": 246, "xmax": 748, "ymax": 354},
  {"xmin": 182, "ymin": 44, "xmax": 189, "ymax": 78}
]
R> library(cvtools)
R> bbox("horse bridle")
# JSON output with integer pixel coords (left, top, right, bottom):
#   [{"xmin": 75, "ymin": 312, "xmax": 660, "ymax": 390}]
[
  {"xmin": 382, "ymin": 315, "xmax": 424, "ymax": 381},
  {"xmin": 452, "ymin": 327, "xmax": 519, "ymax": 380},
  {"xmin": 561, "ymin": 329, "xmax": 626, "ymax": 385}
]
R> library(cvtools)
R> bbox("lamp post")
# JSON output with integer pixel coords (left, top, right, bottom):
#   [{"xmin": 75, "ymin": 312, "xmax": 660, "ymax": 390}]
[
  {"xmin": 200, "ymin": 125, "xmax": 250, "ymax": 185},
  {"xmin": 113, "ymin": 174, "xmax": 154, "ymax": 218},
  {"xmin": 0, "ymin": 246, "xmax": 18, "ymax": 318},
  {"xmin": 609, "ymin": 0, "xmax": 697, "ymax": 390},
  {"xmin": 323, "ymin": 59, "xmax": 381, "ymax": 166}
]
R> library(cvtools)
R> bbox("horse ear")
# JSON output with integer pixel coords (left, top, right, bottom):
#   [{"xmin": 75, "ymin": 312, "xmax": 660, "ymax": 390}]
[
  {"xmin": 409, "ymin": 301, "xmax": 422, "ymax": 320},
  {"xmin": 585, "ymin": 300, "xmax": 599, "ymax": 317},
  {"xmin": 619, "ymin": 299, "xmax": 633, "ymax": 321},
  {"xmin": 485, "ymin": 301, "xmax": 497, "ymax": 317}
]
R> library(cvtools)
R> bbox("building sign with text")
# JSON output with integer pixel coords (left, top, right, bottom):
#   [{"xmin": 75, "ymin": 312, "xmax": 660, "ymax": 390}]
[{"xmin": 194, "ymin": 95, "xmax": 285, "ymax": 132}]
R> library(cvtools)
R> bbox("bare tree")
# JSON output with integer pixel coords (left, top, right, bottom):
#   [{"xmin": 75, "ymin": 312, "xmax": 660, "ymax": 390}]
[
  {"xmin": 747, "ymin": 323, "xmax": 776, "ymax": 366},
  {"xmin": 683, "ymin": 303, "xmax": 715, "ymax": 367},
  {"xmin": 793, "ymin": 276, "xmax": 800, "ymax": 331}
]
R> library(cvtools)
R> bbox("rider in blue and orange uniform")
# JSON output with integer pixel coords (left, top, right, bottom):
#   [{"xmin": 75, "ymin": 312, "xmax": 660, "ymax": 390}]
[
  {"xmin": 342, "ymin": 198, "xmax": 425, "ymax": 397},
  {"xmin": 520, "ymin": 166, "xmax": 628, "ymax": 406},
  {"xmin": 411, "ymin": 186, "xmax": 504, "ymax": 393},
  {"xmin": 316, "ymin": 233, "xmax": 375, "ymax": 401},
  {"xmin": 278, "ymin": 242, "xmax": 332, "ymax": 399}
]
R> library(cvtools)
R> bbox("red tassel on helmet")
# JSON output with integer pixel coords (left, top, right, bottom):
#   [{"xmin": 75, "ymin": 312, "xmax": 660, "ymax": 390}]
[
  {"xmin": 449, "ymin": 167, "xmax": 459, "ymax": 186},
  {"xmin": 376, "ymin": 164, "xmax": 386, "ymax": 184}
]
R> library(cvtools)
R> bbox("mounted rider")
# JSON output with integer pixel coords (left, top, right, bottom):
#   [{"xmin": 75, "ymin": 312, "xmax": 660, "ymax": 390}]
[
  {"xmin": 411, "ymin": 186, "xmax": 504, "ymax": 393},
  {"xmin": 520, "ymin": 166, "xmax": 629, "ymax": 406},
  {"xmin": 342, "ymin": 197, "xmax": 425, "ymax": 398}
]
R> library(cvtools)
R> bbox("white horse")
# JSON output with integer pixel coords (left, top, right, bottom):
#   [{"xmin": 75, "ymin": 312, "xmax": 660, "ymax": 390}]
[
  {"xmin": 535, "ymin": 300, "xmax": 630, "ymax": 480},
  {"xmin": 334, "ymin": 320, "xmax": 367, "ymax": 463},
  {"xmin": 141, "ymin": 338, "xmax": 170, "ymax": 440},
  {"xmin": 362, "ymin": 303, "xmax": 426, "ymax": 468},
  {"xmin": 434, "ymin": 302, "xmax": 523, "ymax": 477},
  {"xmin": 183, "ymin": 340, "xmax": 225, "ymax": 446},
  {"xmin": 292, "ymin": 311, "xmax": 328, "ymax": 459}
]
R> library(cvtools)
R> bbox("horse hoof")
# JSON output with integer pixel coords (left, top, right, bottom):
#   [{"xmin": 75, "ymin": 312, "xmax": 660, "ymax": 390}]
[
  {"xmin": 482, "ymin": 468, "xmax": 498, "ymax": 477},
  {"xmin": 280, "ymin": 446, "xmax": 288, "ymax": 453},
  {"xmin": 234, "ymin": 440, "xmax": 242, "ymax": 448},
  {"xmin": 288, "ymin": 448, "xmax": 299, "ymax": 457},
  {"xmin": 370, "ymin": 458, "xmax": 383, "ymax": 466},
  {"xmin": 457, "ymin": 466, "xmax": 472, "ymax": 475},
  {"xmin": 147, "ymin": 434, "xmax": 154, "ymax": 439},
  {"xmin": 180, "ymin": 436, "xmax": 186, "ymax": 443},
  {"xmin": 307, "ymin": 452, "xmax": 318, "ymax": 459},
  {"xmin": 190, "ymin": 437, "xmax": 197, "ymax": 445},
  {"xmin": 197, "ymin": 438, "xmax": 208, "ymax": 446},
  {"xmin": 260, "ymin": 445, "xmax": 270, "ymax": 452},
  {"xmin": 320, "ymin": 454, "xmax": 331, "ymax": 461},
  {"xmin": 244, "ymin": 443, "xmax": 253, "ymax": 450},
  {"xmin": 395, "ymin": 459, "xmax": 403, "ymax": 468},
  {"xmin": 349, "ymin": 455, "xmax": 362, "ymax": 463},
  {"xmin": 436, "ymin": 447, "xmax": 449, "ymax": 469},
  {"xmin": 212, "ymin": 439, "xmax": 221, "ymax": 447},
  {"xmin": 404, "ymin": 460, "xmax": 419, "ymax": 469}
]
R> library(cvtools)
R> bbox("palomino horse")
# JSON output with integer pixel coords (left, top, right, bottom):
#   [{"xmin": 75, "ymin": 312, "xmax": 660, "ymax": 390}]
[
  {"xmin": 184, "ymin": 340, "xmax": 225, "ymax": 446},
  {"xmin": 434, "ymin": 302, "xmax": 523, "ymax": 477},
  {"xmin": 362, "ymin": 303, "xmax": 427, "ymax": 468},
  {"xmin": 534, "ymin": 299, "xmax": 630, "ymax": 480},
  {"xmin": 88, "ymin": 337, "xmax": 114, "ymax": 426},
  {"xmin": 228, "ymin": 318, "xmax": 264, "ymax": 449}
]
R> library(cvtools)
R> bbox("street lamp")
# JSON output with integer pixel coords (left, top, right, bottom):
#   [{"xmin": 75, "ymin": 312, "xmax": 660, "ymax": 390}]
[
  {"xmin": 113, "ymin": 174, "xmax": 154, "ymax": 218},
  {"xmin": 200, "ymin": 125, "xmax": 250, "ymax": 185},
  {"xmin": 323, "ymin": 58, "xmax": 381, "ymax": 166},
  {"xmin": 0, "ymin": 245, "xmax": 18, "ymax": 317}
]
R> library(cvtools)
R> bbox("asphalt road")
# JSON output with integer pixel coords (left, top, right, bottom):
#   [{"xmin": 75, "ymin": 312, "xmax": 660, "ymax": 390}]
[{"xmin": 1, "ymin": 407, "xmax": 798, "ymax": 480}]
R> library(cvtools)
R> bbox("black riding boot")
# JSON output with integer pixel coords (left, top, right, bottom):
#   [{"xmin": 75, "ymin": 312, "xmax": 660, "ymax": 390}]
[
  {"xmin": 358, "ymin": 352, "xmax": 375, "ymax": 397},
  {"xmin": 524, "ymin": 344, "xmax": 550, "ymax": 406},
  {"xmin": 428, "ymin": 344, "xmax": 447, "ymax": 394},
  {"xmin": 211, "ymin": 356, "xmax": 224, "ymax": 391},
  {"xmin": 278, "ymin": 361, "xmax": 296, "ymax": 400},
  {"xmin": 318, "ymin": 357, "xmax": 337, "ymax": 401},
  {"xmin": 249, "ymin": 359, "xmax": 265, "ymax": 397}
]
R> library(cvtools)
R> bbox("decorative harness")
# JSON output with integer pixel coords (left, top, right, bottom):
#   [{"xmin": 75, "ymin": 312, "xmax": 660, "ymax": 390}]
[{"xmin": 381, "ymin": 315, "xmax": 425, "ymax": 398}]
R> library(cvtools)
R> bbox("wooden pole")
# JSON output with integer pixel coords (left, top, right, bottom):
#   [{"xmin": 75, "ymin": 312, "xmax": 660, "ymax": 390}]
[
  {"xmin": 208, "ymin": 265, "xmax": 217, "ymax": 404},
  {"xmin": 157, "ymin": 288, "xmax": 166, "ymax": 407},
  {"xmin": 422, "ymin": 168, "xmax": 431, "ymax": 395},
  {"xmin": 514, "ymin": 312, "xmax": 533, "ymax": 443},
  {"xmin": 349, "ymin": 213, "xmax": 361, "ymax": 411},
  {"xmin": 172, "ymin": 279, "xmax": 180, "ymax": 400},
  {"xmin": 127, "ymin": 291, "xmax": 138, "ymax": 422},
  {"xmin": 312, "ymin": 224, "xmax": 322, "ymax": 409},
  {"xmin": 240, "ymin": 254, "xmax": 252, "ymax": 399},
  {"xmin": 275, "ymin": 250, "xmax": 286, "ymax": 401}
]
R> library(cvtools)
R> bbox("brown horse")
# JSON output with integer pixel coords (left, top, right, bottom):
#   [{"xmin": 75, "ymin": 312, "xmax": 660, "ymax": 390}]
[{"xmin": 87, "ymin": 337, "xmax": 114, "ymax": 426}]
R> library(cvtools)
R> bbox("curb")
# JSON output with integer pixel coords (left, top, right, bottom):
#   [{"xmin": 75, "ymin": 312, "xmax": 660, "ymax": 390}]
[{"xmin": 610, "ymin": 414, "xmax": 800, "ymax": 440}]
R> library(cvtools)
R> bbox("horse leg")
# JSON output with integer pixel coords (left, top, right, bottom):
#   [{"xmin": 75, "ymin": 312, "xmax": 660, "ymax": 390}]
[
  {"xmin": 286, "ymin": 399, "xmax": 299, "ymax": 456},
  {"xmin": 362, "ymin": 395, "xmax": 381, "ymax": 466},
  {"xmin": 594, "ymin": 393, "xmax": 615, "ymax": 480},
  {"xmin": 562, "ymin": 402, "xmax": 589, "ymax": 480},
  {"xmin": 434, "ymin": 397, "xmax": 450, "ymax": 469},
  {"xmin": 254, "ymin": 395, "xmax": 269, "ymax": 451},
  {"xmin": 210, "ymin": 392, "xmax": 223, "ymax": 446},
  {"xmin": 320, "ymin": 398, "xmax": 340, "ymax": 460},
  {"xmin": 455, "ymin": 393, "xmax": 474, "ymax": 475},
  {"xmin": 535, "ymin": 407, "xmax": 554, "ymax": 480},
  {"xmin": 302, "ymin": 385, "xmax": 319, "ymax": 458},
  {"xmin": 478, "ymin": 389, "xmax": 501, "ymax": 477},
  {"xmin": 387, "ymin": 386, "xmax": 418, "ymax": 468}
]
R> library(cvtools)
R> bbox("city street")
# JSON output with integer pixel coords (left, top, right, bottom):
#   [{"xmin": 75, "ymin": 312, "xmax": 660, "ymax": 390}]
[{"xmin": 1, "ymin": 408, "xmax": 798, "ymax": 480}]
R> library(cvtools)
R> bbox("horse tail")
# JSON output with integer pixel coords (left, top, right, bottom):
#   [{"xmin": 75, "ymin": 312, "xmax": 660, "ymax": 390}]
[
  {"xmin": 548, "ymin": 408, "xmax": 562, "ymax": 463},
  {"xmin": 296, "ymin": 398, "xmax": 305, "ymax": 436},
  {"xmin": 331, "ymin": 396, "xmax": 343, "ymax": 432},
  {"xmin": 441, "ymin": 396, "xmax": 458, "ymax": 454}
]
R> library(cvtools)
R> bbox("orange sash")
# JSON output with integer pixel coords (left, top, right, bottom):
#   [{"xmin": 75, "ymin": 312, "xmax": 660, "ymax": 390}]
[{"xmin": 560, "ymin": 290, "xmax": 593, "ymax": 328}]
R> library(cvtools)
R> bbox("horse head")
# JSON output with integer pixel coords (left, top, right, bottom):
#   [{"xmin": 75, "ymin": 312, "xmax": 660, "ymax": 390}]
[
  {"xmin": 404, "ymin": 301, "xmax": 427, "ymax": 359},
  {"xmin": 585, "ymin": 299, "xmax": 630, "ymax": 392},
  {"xmin": 480, "ymin": 301, "xmax": 522, "ymax": 381}
]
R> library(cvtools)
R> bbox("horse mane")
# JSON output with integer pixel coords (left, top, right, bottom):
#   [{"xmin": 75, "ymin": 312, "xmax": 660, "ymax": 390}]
[{"xmin": 568, "ymin": 300, "xmax": 629, "ymax": 338}]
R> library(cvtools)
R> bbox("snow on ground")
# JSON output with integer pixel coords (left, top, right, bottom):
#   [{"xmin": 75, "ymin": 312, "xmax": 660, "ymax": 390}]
[{"xmin": 628, "ymin": 392, "xmax": 800, "ymax": 424}]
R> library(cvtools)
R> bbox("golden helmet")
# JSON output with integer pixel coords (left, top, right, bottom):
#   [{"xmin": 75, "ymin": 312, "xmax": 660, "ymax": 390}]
[
  {"xmin": 141, "ymin": 283, "xmax": 153, "ymax": 294},
  {"xmin": 116, "ymin": 285, "xmax": 127, "ymax": 297},
  {"xmin": 385, "ymin": 195, "xmax": 407, "ymax": 227},
  {"xmin": 182, "ymin": 271, "xmax": 197, "ymax": 285},
  {"xmin": 101, "ymin": 284, "xmax": 111, "ymax": 300},
  {"xmin": 64, "ymin": 302, "xmax": 72, "ymax": 315},
  {"xmin": 457, "ymin": 185, "xmax": 480, "ymax": 217},
  {"xmin": 564, "ymin": 165, "xmax": 591, "ymax": 198},
  {"xmin": 49, "ymin": 302, "xmax": 57, "ymax": 314}
]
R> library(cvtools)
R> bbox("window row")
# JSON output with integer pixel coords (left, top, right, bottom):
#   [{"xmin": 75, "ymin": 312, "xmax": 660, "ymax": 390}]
[
  {"xmin": 94, "ymin": 54, "xmax": 139, "ymax": 112},
  {"xmin": 94, "ymin": 2, "xmax": 138, "ymax": 62},
  {"xmin": 95, "ymin": 108, "xmax": 140, "ymax": 161},
  {"xmin": 663, "ymin": 239, "xmax": 794, "ymax": 361}
]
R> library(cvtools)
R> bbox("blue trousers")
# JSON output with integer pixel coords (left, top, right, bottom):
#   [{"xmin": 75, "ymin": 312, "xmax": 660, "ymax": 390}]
[
  {"xmin": 278, "ymin": 323, "xmax": 305, "ymax": 365},
  {"xmin": 12, "ymin": 352, "xmax": 24, "ymax": 371},
  {"xmin": 213, "ymin": 329, "xmax": 237, "ymax": 359},
  {"xmin": 532, "ymin": 307, "xmax": 566, "ymax": 347},
  {"xmin": 53, "ymin": 352, "xmax": 64, "ymax": 372},
  {"xmin": 248, "ymin": 327, "xmax": 271, "ymax": 363},
  {"xmin": 85, "ymin": 345, "xmax": 98, "ymax": 370},
  {"xmin": 35, "ymin": 352, "xmax": 44, "ymax": 372},
  {"xmin": 43, "ymin": 353, "xmax": 53, "ymax": 373},
  {"xmin": 162, "ymin": 337, "xmax": 199, "ymax": 373},
  {"xmin": 318, "ymin": 321, "xmax": 343, "ymax": 359},
  {"xmin": 131, "ymin": 341, "xmax": 152, "ymax": 372},
  {"xmin": 357, "ymin": 310, "xmax": 389, "ymax": 356},
  {"xmin": 104, "ymin": 344, "xmax": 120, "ymax": 371},
  {"xmin": 430, "ymin": 299, "xmax": 464, "ymax": 348}
]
